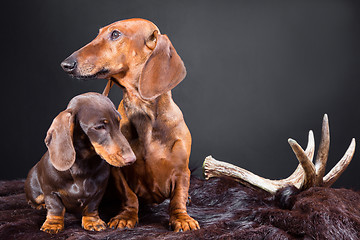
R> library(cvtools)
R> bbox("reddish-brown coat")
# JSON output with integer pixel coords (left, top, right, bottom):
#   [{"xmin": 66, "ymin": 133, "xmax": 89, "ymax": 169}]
[{"xmin": 61, "ymin": 18, "xmax": 199, "ymax": 232}]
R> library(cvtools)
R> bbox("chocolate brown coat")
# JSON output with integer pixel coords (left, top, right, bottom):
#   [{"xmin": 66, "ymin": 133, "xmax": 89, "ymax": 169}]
[{"xmin": 25, "ymin": 93, "xmax": 135, "ymax": 234}]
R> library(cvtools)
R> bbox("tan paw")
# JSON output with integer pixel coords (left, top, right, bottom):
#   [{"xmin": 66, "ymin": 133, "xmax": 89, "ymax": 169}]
[
  {"xmin": 108, "ymin": 212, "xmax": 138, "ymax": 229},
  {"xmin": 82, "ymin": 216, "xmax": 107, "ymax": 231},
  {"xmin": 40, "ymin": 215, "xmax": 64, "ymax": 234},
  {"xmin": 170, "ymin": 212, "xmax": 200, "ymax": 232}
]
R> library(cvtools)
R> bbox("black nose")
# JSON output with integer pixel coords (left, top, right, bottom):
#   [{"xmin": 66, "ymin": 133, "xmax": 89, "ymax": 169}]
[{"xmin": 61, "ymin": 56, "xmax": 77, "ymax": 73}]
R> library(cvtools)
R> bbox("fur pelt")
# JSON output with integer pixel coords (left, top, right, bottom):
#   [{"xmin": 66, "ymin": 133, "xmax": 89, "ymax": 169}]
[{"xmin": 1, "ymin": 177, "xmax": 359, "ymax": 239}]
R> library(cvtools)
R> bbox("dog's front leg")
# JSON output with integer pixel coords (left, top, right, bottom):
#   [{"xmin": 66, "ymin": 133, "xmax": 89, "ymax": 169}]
[
  {"xmin": 82, "ymin": 194, "xmax": 107, "ymax": 231},
  {"xmin": 169, "ymin": 169, "xmax": 200, "ymax": 232},
  {"xmin": 40, "ymin": 192, "xmax": 65, "ymax": 234},
  {"xmin": 108, "ymin": 167, "xmax": 139, "ymax": 229}
]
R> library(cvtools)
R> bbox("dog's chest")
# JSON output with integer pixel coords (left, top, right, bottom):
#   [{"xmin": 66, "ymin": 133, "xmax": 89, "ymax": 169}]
[
  {"xmin": 59, "ymin": 178, "xmax": 101, "ymax": 211},
  {"xmin": 127, "ymin": 140, "xmax": 177, "ymax": 200},
  {"xmin": 67, "ymin": 177, "xmax": 97, "ymax": 196},
  {"xmin": 59, "ymin": 163, "xmax": 109, "ymax": 210}
]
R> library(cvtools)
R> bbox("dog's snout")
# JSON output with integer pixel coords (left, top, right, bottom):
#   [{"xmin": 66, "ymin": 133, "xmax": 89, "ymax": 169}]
[
  {"xmin": 61, "ymin": 56, "xmax": 77, "ymax": 73},
  {"xmin": 123, "ymin": 152, "xmax": 136, "ymax": 165}
]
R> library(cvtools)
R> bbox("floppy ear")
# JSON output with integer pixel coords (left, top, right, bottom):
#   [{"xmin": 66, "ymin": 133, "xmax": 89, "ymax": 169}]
[
  {"xmin": 139, "ymin": 32, "xmax": 187, "ymax": 100},
  {"xmin": 45, "ymin": 109, "xmax": 75, "ymax": 171}
]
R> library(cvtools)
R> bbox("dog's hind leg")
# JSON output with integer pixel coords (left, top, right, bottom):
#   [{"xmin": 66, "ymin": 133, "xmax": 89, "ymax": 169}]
[{"xmin": 25, "ymin": 165, "xmax": 45, "ymax": 210}]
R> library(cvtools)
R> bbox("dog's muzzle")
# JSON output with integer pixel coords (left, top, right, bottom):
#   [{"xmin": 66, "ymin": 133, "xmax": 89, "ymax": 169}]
[{"xmin": 61, "ymin": 56, "xmax": 77, "ymax": 74}]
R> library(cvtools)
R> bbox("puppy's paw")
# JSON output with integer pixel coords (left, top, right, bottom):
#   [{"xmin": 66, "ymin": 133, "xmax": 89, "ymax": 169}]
[
  {"xmin": 108, "ymin": 211, "xmax": 138, "ymax": 229},
  {"xmin": 40, "ymin": 215, "xmax": 64, "ymax": 234},
  {"xmin": 170, "ymin": 211, "xmax": 200, "ymax": 232},
  {"xmin": 82, "ymin": 215, "xmax": 107, "ymax": 231}
]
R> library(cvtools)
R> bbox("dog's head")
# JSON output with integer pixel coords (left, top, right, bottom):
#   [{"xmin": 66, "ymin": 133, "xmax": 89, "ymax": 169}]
[
  {"xmin": 61, "ymin": 18, "xmax": 186, "ymax": 100},
  {"xmin": 44, "ymin": 92, "xmax": 136, "ymax": 171}
]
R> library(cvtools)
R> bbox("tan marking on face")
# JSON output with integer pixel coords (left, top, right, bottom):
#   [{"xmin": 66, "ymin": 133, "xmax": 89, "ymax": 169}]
[{"xmin": 91, "ymin": 142, "xmax": 125, "ymax": 167}]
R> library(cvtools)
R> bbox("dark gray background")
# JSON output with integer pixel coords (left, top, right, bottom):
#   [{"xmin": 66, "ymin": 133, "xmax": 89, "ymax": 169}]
[{"xmin": 2, "ymin": 1, "xmax": 360, "ymax": 189}]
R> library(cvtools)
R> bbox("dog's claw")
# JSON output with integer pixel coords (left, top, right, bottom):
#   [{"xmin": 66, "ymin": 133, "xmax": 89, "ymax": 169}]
[
  {"xmin": 40, "ymin": 215, "xmax": 64, "ymax": 234},
  {"xmin": 40, "ymin": 221, "xmax": 64, "ymax": 234},
  {"xmin": 82, "ymin": 216, "xmax": 107, "ymax": 231},
  {"xmin": 170, "ymin": 213, "xmax": 200, "ymax": 232},
  {"xmin": 108, "ymin": 212, "xmax": 138, "ymax": 230}
]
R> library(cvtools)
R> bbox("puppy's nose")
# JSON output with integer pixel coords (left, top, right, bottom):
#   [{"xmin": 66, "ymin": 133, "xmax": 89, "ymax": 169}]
[
  {"xmin": 123, "ymin": 152, "xmax": 136, "ymax": 165},
  {"xmin": 61, "ymin": 56, "xmax": 77, "ymax": 73}
]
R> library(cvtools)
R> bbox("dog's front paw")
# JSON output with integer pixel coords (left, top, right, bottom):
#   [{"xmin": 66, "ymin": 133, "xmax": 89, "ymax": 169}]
[
  {"xmin": 82, "ymin": 215, "xmax": 107, "ymax": 231},
  {"xmin": 108, "ymin": 210, "xmax": 138, "ymax": 229},
  {"xmin": 40, "ymin": 215, "xmax": 64, "ymax": 234},
  {"xmin": 170, "ymin": 211, "xmax": 200, "ymax": 232}
]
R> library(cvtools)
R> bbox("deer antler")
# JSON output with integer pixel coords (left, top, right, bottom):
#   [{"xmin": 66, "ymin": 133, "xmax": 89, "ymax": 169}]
[{"xmin": 203, "ymin": 114, "xmax": 356, "ymax": 194}]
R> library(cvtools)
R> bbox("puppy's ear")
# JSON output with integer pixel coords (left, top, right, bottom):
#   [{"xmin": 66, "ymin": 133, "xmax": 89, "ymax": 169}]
[
  {"xmin": 139, "ymin": 32, "xmax": 186, "ymax": 100},
  {"xmin": 45, "ymin": 109, "xmax": 75, "ymax": 171}
]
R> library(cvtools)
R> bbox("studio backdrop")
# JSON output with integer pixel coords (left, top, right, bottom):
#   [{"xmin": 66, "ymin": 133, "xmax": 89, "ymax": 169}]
[{"xmin": 2, "ymin": 0, "xmax": 360, "ymax": 189}]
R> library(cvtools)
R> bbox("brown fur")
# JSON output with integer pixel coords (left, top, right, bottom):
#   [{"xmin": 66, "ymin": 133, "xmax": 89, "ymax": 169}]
[
  {"xmin": 24, "ymin": 93, "xmax": 136, "ymax": 234},
  {"xmin": 2, "ymin": 177, "xmax": 360, "ymax": 239},
  {"xmin": 61, "ymin": 18, "xmax": 198, "ymax": 232}
]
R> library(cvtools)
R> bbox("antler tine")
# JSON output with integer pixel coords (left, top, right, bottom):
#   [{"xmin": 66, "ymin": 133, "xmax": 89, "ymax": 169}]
[
  {"xmin": 284, "ymin": 130, "xmax": 315, "ymax": 184},
  {"xmin": 314, "ymin": 114, "xmax": 330, "ymax": 185},
  {"xmin": 305, "ymin": 130, "xmax": 316, "ymax": 162},
  {"xmin": 203, "ymin": 156, "xmax": 285, "ymax": 194},
  {"xmin": 323, "ymin": 138, "xmax": 356, "ymax": 187},
  {"xmin": 288, "ymin": 139, "xmax": 316, "ymax": 190}
]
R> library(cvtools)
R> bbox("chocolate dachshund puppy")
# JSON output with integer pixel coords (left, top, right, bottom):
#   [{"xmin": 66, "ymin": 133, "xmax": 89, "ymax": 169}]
[{"xmin": 25, "ymin": 92, "xmax": 136, "ymax": 234}]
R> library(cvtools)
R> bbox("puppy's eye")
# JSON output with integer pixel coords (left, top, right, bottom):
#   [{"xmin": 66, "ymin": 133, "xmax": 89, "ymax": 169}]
[
  {"xmin": 93, "ymin": 120, "xmax": 109, "ymax": 130},
  {"xmin": 110, "ymin": 30, "xmax": 122, "ymax": 40},
  {"xmin": 94, "ymin": 124, "xmax": 106, "ymax": 130}
]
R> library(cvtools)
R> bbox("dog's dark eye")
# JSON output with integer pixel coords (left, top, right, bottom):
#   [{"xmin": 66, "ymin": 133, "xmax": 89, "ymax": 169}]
[
  {"xmin": 110, "ymin": 30, "xmax": 122, "ymax": 40},
  {"xmin": 94, "ymin": 124, "xmax": 106, "ymax": 130},
  {"xmin": 93, "ymin": 120, "xmax": 109, "ymax": 130}
]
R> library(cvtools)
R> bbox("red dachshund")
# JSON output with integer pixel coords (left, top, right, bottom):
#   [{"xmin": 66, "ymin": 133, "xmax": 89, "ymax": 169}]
[{"xmin": 61, "ymin": 18, "xmax": 199, "ymax": 232}]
